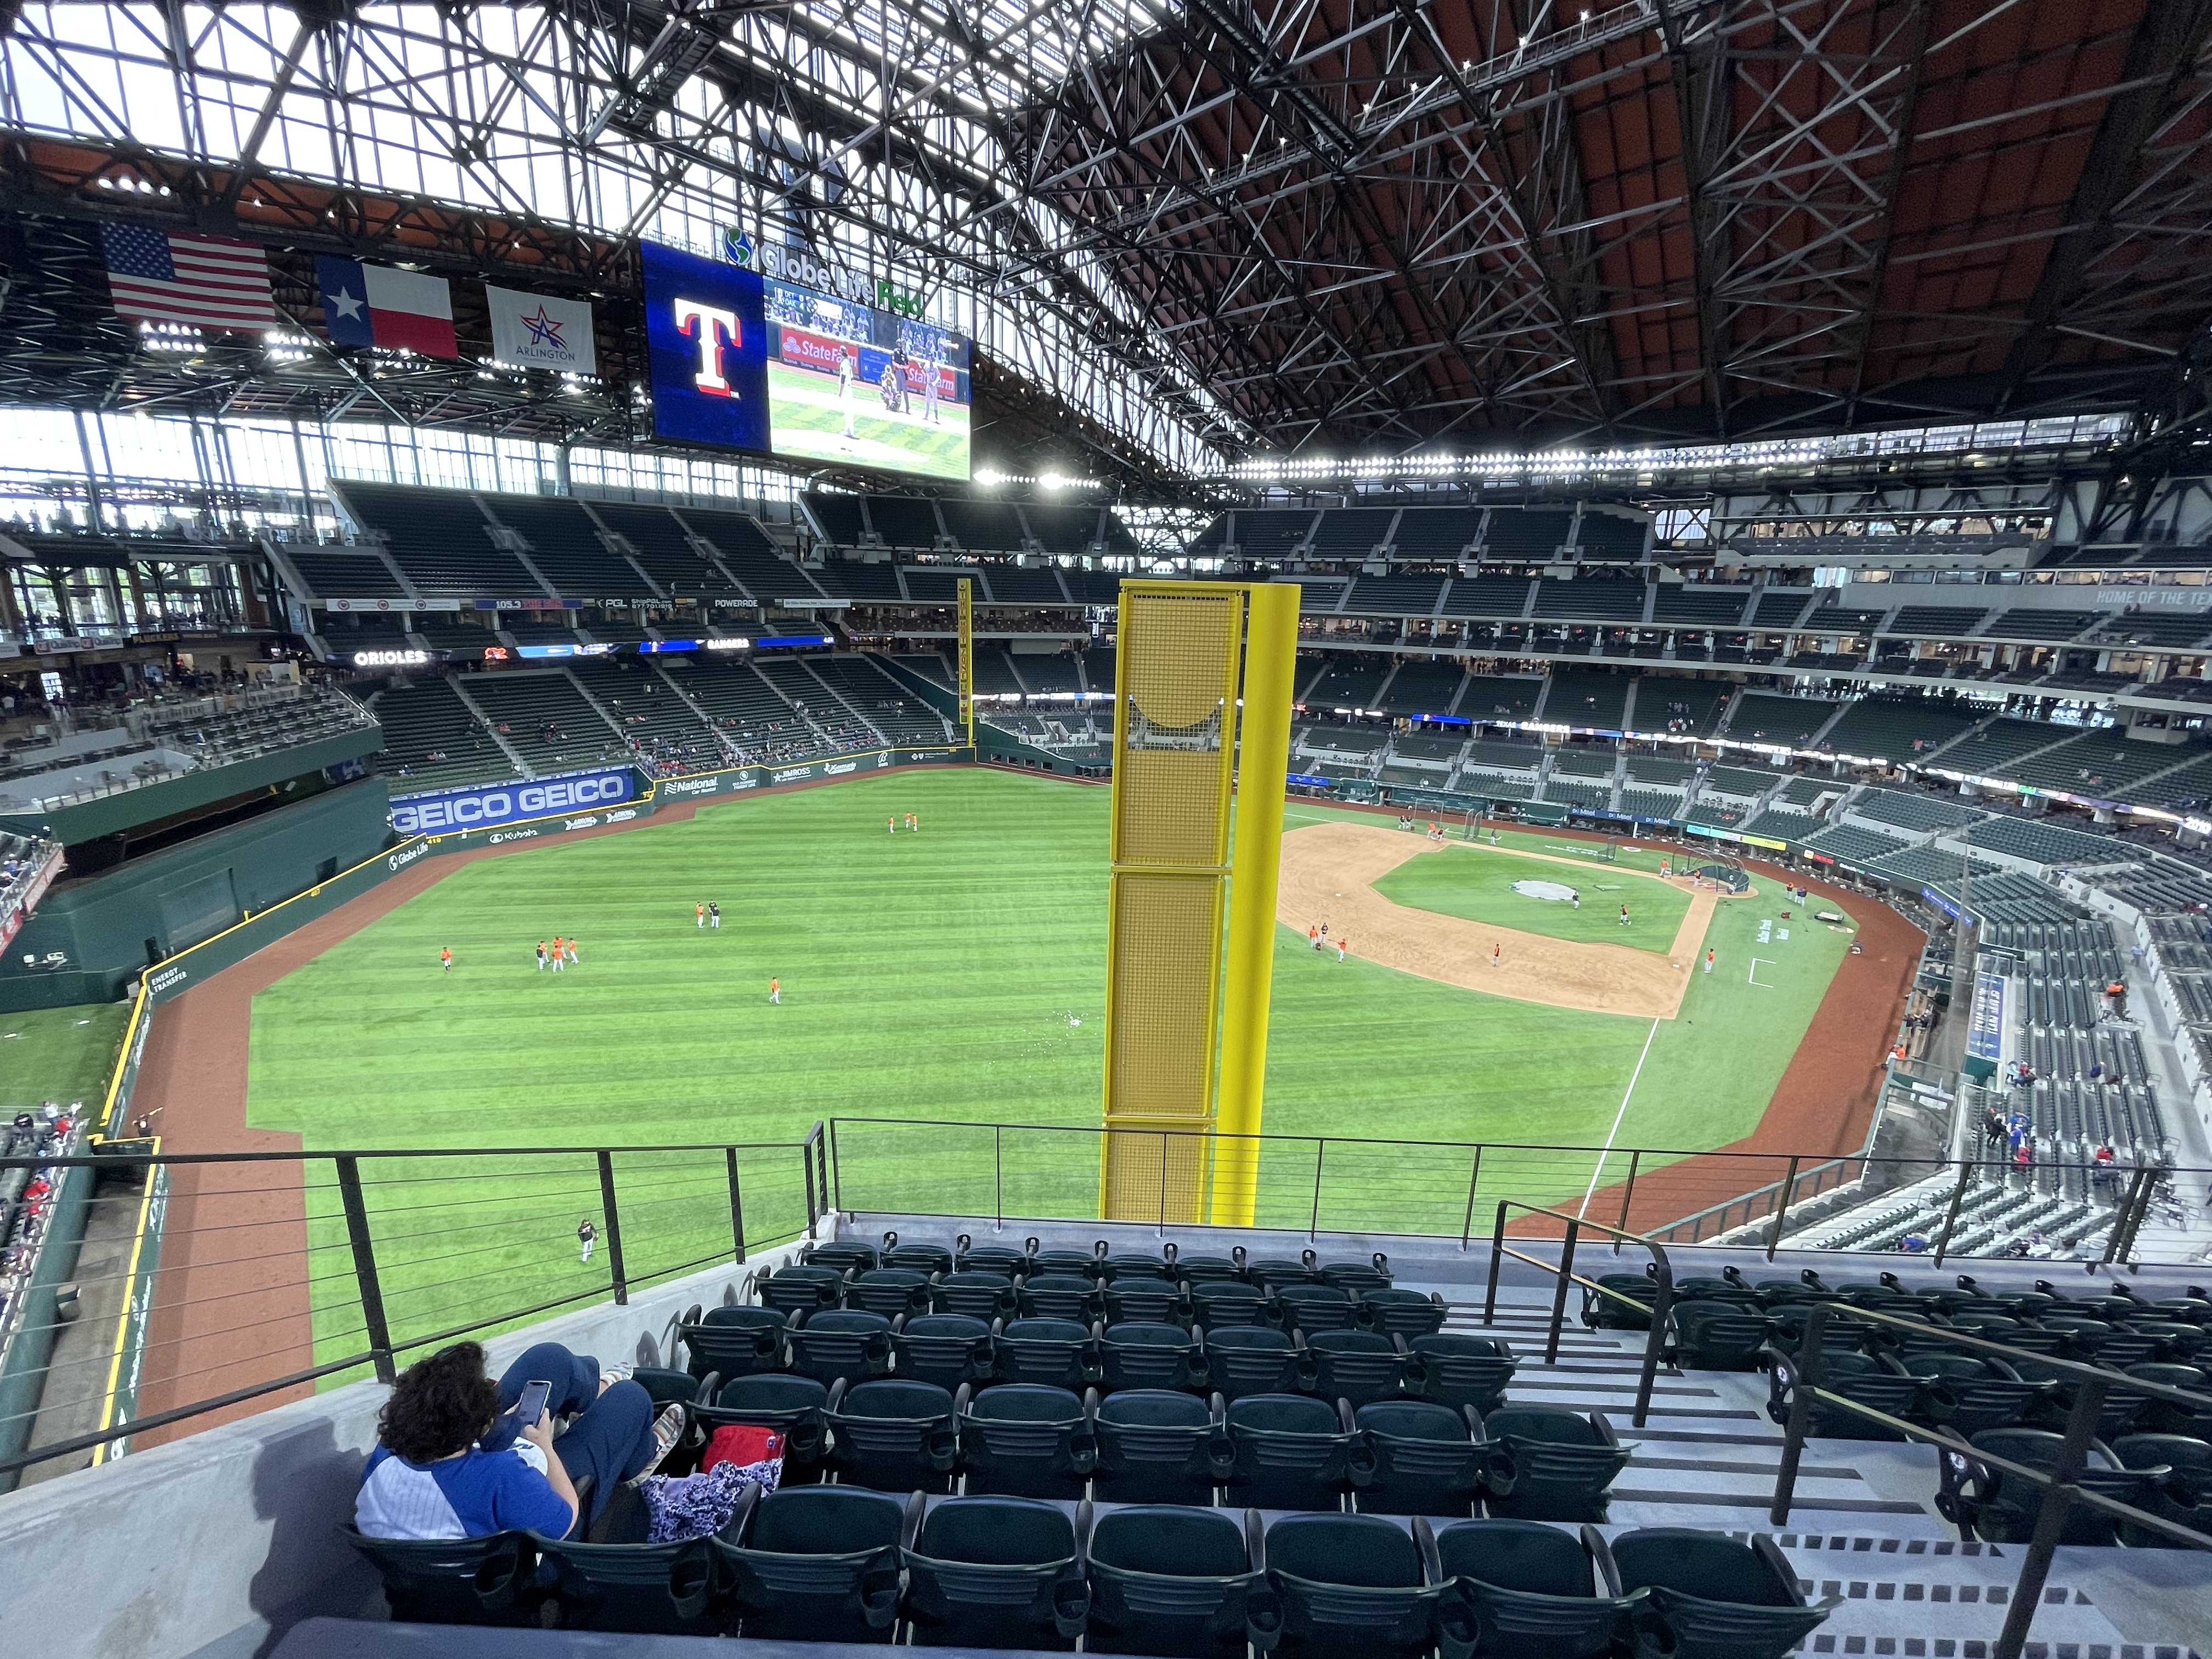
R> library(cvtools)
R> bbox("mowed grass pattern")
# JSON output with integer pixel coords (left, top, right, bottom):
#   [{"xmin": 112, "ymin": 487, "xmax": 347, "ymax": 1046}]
[
  {"xmin": 1371, "ymin": 843, "xmax": 1691, "ymax": 952},
  {"xmin": 245, "ymin": 772, "xmax": 1852, "ymax": 1368}
]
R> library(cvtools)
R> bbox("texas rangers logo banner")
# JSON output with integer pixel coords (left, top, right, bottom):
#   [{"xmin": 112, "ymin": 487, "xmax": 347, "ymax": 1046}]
[
  {"xmin": 640, "ymin": 239, "xmax": 771, "ymax": 453},
  {"xmin": 486, "ymin": 284, "xmax": 599, "ymax": 374}
]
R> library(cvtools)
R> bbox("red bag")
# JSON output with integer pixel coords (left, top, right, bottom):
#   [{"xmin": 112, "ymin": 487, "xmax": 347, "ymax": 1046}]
[{"xmin": 702, "ymin": 1423, "xmax": 785, "ymax": 1472}]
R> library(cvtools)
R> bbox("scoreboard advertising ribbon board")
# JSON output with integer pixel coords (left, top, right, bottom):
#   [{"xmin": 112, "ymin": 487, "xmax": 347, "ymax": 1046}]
[
  {"xmin": 640, "ymin": 239, "xmax": 971, "ymax": 481},
  {"xmin": 388, "ymin": 768, "xmax": 637, "ymax": 834}
]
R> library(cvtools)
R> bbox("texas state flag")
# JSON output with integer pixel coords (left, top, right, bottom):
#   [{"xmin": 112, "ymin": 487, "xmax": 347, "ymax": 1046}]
[{"xmin": 317, "ymin": 257, "xmax": 459, "ymax": 358}]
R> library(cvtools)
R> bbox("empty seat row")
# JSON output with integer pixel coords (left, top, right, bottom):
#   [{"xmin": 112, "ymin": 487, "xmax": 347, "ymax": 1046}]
[
  {"xmin": 678, "ymin": 1304, "xmax": 1516, "ymax": 1412},
  {"xmin": 350, "ymin": 1492, "xmax": 1830, "ymax": 1657},
  {"xmin": 803, "ymin": 1235, "xmax": 1394, "ymax": 1291},
  {"xmin": 681, "ymin": 1370, "xmax": 1628, "ymax": 1518}
]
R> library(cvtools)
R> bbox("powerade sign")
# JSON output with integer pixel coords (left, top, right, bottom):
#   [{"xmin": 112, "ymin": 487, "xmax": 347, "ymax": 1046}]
[
  {"xmin": 390, "ymin": 769, "xmax": 635, "ymax": 834},
  {"xmin": 641, "ymin": 239, "xmax": 771, "ymax": 453}
]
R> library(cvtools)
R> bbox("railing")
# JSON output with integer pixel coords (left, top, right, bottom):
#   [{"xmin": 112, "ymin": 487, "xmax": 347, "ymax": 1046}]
[
  {"xmin": 1482, "ymin": 1199, "xmax": 1672, "ymax": 1426},
  {"xmin": 1646, "ymin": 1152, "xmax": 1861, "ymax": 1247},
  {"xmin": 0, "ymin": 1136, "xmax": 817, "ymax": 1483},
  {"xmin": 1768, "ymin": 1299, "xmax": 2212, "ymax": 1659},
  {"xmin": 821, "ymin": 1118, "xmax": 2210, "ymax": 1265}
]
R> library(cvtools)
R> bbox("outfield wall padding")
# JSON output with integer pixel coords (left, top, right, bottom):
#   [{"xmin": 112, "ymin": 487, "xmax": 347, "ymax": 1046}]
[{"xmin": 0, "ymin": 780, "xmax": 398, "ymax": 1012}]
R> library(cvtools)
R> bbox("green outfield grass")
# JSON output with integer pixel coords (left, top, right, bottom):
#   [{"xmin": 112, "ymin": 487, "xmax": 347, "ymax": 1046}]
[
  {"xmin": 241, "ymin": 772, "xmax": 1855, "ymax": 1370},
  {"xmin": 768, "ymin": 359, "xmax": 970, "ymax": 478},
  {"xmin": 1372, "ymin": 843, "xmax": 1691, "ymax": 951},
  {"xmin": 1, "ymin": 1002, "xmax": 128, "ymax": 1114}
]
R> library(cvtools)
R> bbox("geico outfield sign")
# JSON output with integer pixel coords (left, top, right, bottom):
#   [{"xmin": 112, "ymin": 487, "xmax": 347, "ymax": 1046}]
[{"xmin": 390, "ymin": 769, "xmax": 635, "ymax": 834}]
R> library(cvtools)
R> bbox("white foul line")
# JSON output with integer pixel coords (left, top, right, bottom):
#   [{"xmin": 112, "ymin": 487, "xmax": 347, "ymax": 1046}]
[{"xmin": 1577, "ymin": 1015, "xmax": 1662, "ymax": 1220}]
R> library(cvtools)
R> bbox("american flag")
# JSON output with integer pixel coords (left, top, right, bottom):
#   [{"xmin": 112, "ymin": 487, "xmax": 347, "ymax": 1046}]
[{"xmin": 100, "ymin": 223, "xmax": 276, "ymax": 332}]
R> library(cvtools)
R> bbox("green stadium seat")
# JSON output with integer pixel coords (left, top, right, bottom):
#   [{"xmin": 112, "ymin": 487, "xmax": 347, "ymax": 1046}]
[
  {"xmin": 756, "ymin": 1263, "xmax": 847, "ymax": 1318},
  {"xmin": 787, "ymin": 1309, "xmax": 893, "ymax": 1389},
  {"xmin": 1085, "ymin": 1505, "xmax": 1272, "ymax": 1659},
  {"xmin": 1666, "ymin": 1302, "xmax": 1774, "ymax": 1370},
  {"xmin": 1251, "ymin": 1253, "xmax": 1322, "ymax": 1291},
  {"xmin": 1262, "ymin": 1511, "xmax": 1448, "ymax": 1659},
  {"xmin": 994, "ymin": 1316, "xmax": 1100, "ymax": 1390},
  {"xmin": 1355, "ymin": 1400, "xmax": 1481, "ymax": 1517},
  {"xmin": 1434, "ymin": 1519, "xmax": 1642, "ymax": 1659},
  {"xmin": 933, "ymin": 1271, "xmax": 1019, "ymax": 1321},
  {"xmin": 1764, "ymin": 1303, "xmax": 1874, "ymax": 1354},
  {"xmin": 1908, "ymin": 1353, "xmax": 2050, "ymax": 1440},
  {"xmin": 1762, "ymin": 1348, "xmax": 1927, "ymax": 1440},
  {"xmin": 1300, "ymin": 1330, "xmax": 1407, "ymax": 1407},
  {"xmin": 891, "ymin": 1313, "xmax": 994, "ymax": 1392},
  {"xmin": 1033, "ymin": 1245, "xmax": 1107, "ymax": 1279},
  {"xmin": 826, "ymin": 1378, "xmax": 960, "ymax": 1492},
  {"xmin": 1317, "ymin": 1255, "xmax": 1393, "ymax": 1293},
  {"xmin": 957, "ymin": 1383, "xmax": 1097, "ymax": 1498},
  {"xmin": 697, "ymin": 1373, "xmax": 830, "ymax": 1476},
  {"xmin": 1581, "ymin": 1272, "xmax": 1657, "ymax": 1330},
  {"xmin": 1937, "ymin": 1427, "xmax": 2158, "ymax": 1544},
  {"xmin": 1019, "ymin": 1274, "xmax": 1103, "ymax": 1322},
  {"xmin": 678, "ymin": 1306, "xmax": 787, "ymax": 1383},
  {"xmin": 1222, "ymin": 1393, "xmax": 1369, "ymax": 1510},
  {"xmin": 1190, "ymin": 1282, "xmax": 1271, "ymax": 1331},
  {"xmin": 1274, "ymin": 1283, "xmax": 1362, "ymax": 1335},
  {"xmin": 884, "ymin": 1240, "xmax": 956, "ymax": 1276},
  {"xmin": 847, "ymin": 1268, "xmax": 933, "ymax": 1318},
  {"xmin": 1103, "ymin": 1251, "xmax": 1173, "ymax": 1282},
  {"xmin": 340, "ymin": 1526, "xmax": 541, "ymax": 1627},
  {"xmin": 1203, "ymin": 1325, "xmax": 1302, "ymax": 1400},
  {"xmin": 530, "ymin": 1525, "xmax": 723, "ymax": 1635},
  {"xmin": 1478, "ymin": 1407, "xmax": 1630, "ymax": 1522},
  {"xmin": 1172, "ymin": 1250, "xmax": 1248, "ymax": 1285},
  {"xmin": 1104, "ymin": 1280, "xmax": 1186, "ymax": 1327},
  {"xmin": 1359, "ymin": 1288, "xmax": 1446, "ymax": 1340},
  {"xmin": 1408, "ymin": 1334, "xmax": 1517, "ymax": 1417},
  {"xmin": 2113, "ymin": 1433, "xmax": 2212, "ymax": 1545},
  {"xmin": 716, "ymin": 1485, "xmax": 916, "ymax": 1643},
  {"xmin": 901, "ymin": 1496, "xmax": 1090, "ymax": 1650},
  {"xmin": 1100, "ymin": 1321, "xmax": 1203, "ymax": 1392},
  {"xmin": 1093, "ymin": 1389, "xmax": 1228, "ymax": 1505},
  {"xmin": 1609, "ymin": 1529, "xmax": 1831, "ymax": 1659},
  {"xmin": 2124, "ymin": 1364, "xmax": 2212, "ymax": 1437},
  {"xmin": 630, "ymin": 1365, "xmax": 708, "ymax": 1409},
  {"xmin": 804, "ymin": 1241, "xmax": 881, "ymax": 1274},
  {"xmin": 954, "ymin": 1238, "xmax": 1030, "ymax": 1278}
]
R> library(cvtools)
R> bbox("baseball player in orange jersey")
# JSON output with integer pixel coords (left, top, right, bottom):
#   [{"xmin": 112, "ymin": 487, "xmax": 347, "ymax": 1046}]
[
  {"xmin": 1704, "ymin": 948, "xmax": 1715, "ymax": 975},
  {"xmin": 696, "ymin": 903, "xmax": 704, "ymax": 928},
  {"xmin": 564, "ymin": 938, "xmax": 578, "ymax": 966},
  {"xmin": 1492, "ymin": 943, "xmax": 1500, "ymax": 968},
  {"xmin": 549, "ymin": 935, "xmax": 565, "ymax": 972},
  {"xmin": 769, "ymin": 976, "xmax": 781, "ymax": 1004},
  {"xmin": 888, "ymin": 816, "xmax": 897, "ymax": 834},
  {"xmin": 440, "ymin": 946, "xmax": 452, "ymax": 973},
  {"xmin": 1309, "ymin": 924, "xmax": 1321, "ymax": 950}
]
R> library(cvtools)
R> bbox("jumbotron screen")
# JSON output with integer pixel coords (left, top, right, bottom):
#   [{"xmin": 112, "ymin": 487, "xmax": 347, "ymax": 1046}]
[{"xmin": 640, "ymin": 239, "xmax": 972, "ymax": 481}]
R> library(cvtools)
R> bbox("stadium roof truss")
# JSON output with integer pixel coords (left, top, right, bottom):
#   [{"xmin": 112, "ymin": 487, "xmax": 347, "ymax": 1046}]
[{"xmin": 0, "ymin": 0, "xmax": 2208, "ymax": 480}]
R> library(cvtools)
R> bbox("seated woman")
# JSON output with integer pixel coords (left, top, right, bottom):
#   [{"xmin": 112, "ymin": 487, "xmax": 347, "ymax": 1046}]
[{"xmin": 356, "ymin": 1340, "xmax": 681, "ymax": 1540}]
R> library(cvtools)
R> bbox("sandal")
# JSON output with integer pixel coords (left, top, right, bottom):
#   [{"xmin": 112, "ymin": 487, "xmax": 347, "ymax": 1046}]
[{"xmin": 628, "ymin": 1404, "xmax": 686, "ymax": 1485}]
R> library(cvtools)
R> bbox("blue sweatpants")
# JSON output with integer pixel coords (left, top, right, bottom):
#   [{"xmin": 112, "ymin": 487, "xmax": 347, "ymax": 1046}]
[{"xmin": 487, "ymin": 1341, "xmax": 656, "ymax": 1534}]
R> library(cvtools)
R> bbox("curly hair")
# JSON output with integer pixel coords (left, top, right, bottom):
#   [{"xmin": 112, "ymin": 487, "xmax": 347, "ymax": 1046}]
[{"xmin": 377, "ymin": 1341, "xmax": 501, "ymax": 1463}]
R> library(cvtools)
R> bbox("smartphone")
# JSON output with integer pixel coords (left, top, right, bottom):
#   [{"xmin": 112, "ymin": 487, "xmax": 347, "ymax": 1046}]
[{"xmin": 514, "ymin": 1379, "xmax": 552, "ymax": 1430}]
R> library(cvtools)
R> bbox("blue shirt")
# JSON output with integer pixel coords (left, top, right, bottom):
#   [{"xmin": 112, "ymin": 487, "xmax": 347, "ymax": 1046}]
[{"xmin": 356, "ymin": 1440, "xmax": 572, "ymax": 1540}]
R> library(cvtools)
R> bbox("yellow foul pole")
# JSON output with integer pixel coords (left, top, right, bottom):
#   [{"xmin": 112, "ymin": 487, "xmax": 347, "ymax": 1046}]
[
  {"xmin": 1210, "ymin": 582, "xmax": 1300, "ymax": 1226},
  {"xmin": 957, "ymin": 577, "xmax": 974, "ymax": 752}
]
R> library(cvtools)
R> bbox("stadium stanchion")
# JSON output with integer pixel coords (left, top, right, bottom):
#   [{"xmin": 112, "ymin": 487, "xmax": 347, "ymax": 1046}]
[
  {"xmin": 1931, "ymin": 1155, "xmax": 1977, "ymax": 1266},
  {"xmin": 595, "ymin": 1151, "xmax": 628, "ymax": 1307},
  {"xmin": 994, "ymin": 1126, "xmax": 1003, "ymax": 1230},
  {"xmin": 828, "ymin": 1120, "xmax": 843, "ymax": 1214},
  {"xmin": 335, "ymin": 1156, "xmax": 396, "ymax": 1386},
  {"xmin": 1769, "ymin": 1298, "xmax": 1827, "ymax": 1525},
  {"xmin": 1458, "ymin": 1146, "xmax": 1482, "ymax": 1251},
  {"xmin": 1993, "ymin": 1374, "xmax": 2110, "ymax": 1659},
  {"xmin": 1546, "ymin": 1221, "xmax": 1578, "ymax": 1364},
  {"xmin": 725, "ymin": 1147, "xmax": 747, "ymax": 1265},
  {"xmin": 1308, "ymin": 1140, "xmax": 1325, "ymax": 1241},
  {"xmin": 1611, "ymin": 1150, "xmax": 1641, "ymax": 1252},
  {"xmin": 1764, "ymin": 1155, "xmax": 1800, "ymax": 1261}
]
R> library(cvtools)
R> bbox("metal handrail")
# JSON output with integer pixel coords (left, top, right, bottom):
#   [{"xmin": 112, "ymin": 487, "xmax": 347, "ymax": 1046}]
[
  {"xmin": 1481, "ymin": 1198, "xmax": 1673, "ymax": 1427},
  {"xmin": 1769, "ymin": 1297, "xmax": 2212, "ymax": 1659}
]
